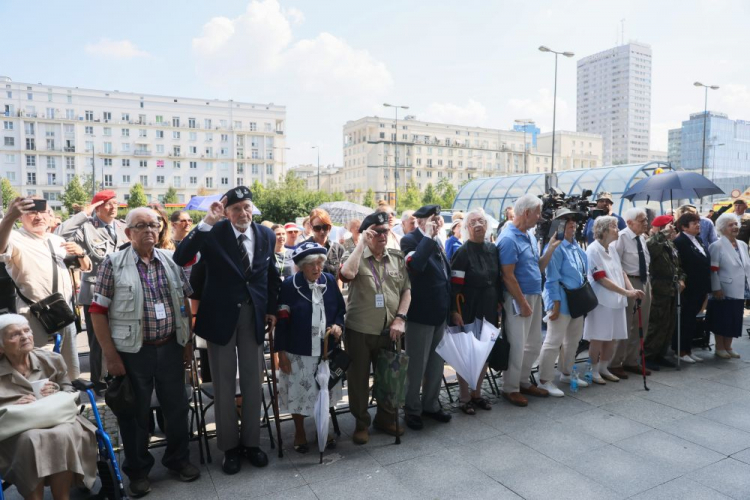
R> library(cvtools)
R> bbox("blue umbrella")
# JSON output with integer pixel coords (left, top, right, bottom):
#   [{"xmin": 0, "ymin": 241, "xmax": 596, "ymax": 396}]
[{"xmin": 621, "ymin": 171, "xmax": 724, "ymax": 203}]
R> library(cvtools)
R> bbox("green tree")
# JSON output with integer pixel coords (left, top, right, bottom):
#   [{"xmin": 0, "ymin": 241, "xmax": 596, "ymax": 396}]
[
  {"xmin": 422, "ymin": 183, "xmax": 439, "ymax": 205},
  {"xmin": 162, "ymin": 187, "xmax": 178, "ymax": 204},
  {"xmin": 362, "ymin": 189, "xmax": 376, "ymax": 209},
  {"xmin": 0, "ymin": 178, "xmax": 19, "ymax": 211},
  {"xmin": 81, "ymin": 174, "xmax": 97, "ymax": 197},
  {"xmin": 436, "ymin": 177, "xmax": 458, "ymax": 209},
  {"xmin": 61, "ymin": 175, "xmax": 90, "ymax": 213},
  {"xmin": 397, "ymin": 180, "xmax": 422, "ymax": 211},
  {"xmin": 128, "ymin": 183, "xmax": 148, "ymax": 208}
]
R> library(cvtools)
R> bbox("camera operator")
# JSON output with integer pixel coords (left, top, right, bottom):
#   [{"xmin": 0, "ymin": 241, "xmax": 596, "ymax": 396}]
[{"xmin": 584, "ymin": 192, "xmax": 626, "ymax": 245}]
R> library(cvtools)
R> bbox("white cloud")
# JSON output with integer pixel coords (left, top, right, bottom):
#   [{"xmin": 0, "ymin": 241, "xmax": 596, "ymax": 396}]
[
  {"xmin": 507, "ymin": 88, "xmax": 571, "ymax": 130},
  {"xmin": 719, "ymin": 83, "xmax": 750, "ymax": 110},
  {"xmin": 85, "ymin": 38, "xmax": 152, "ymax": 59},
  {"xmin": 421, "ymin": 100, "xmax": 488, "ymax": 127}
]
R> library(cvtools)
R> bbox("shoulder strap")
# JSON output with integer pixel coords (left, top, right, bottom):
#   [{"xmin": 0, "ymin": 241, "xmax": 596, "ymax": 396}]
[{"xmin": 47, "ymin": 238, "xmax": 59, "ymax": 295}]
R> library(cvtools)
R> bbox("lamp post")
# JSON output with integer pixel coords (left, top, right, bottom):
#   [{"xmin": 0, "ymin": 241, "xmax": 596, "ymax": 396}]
[
  {"xmin": 311, "ymin": 146, "xmax": 320, "ymax": 191},
  {"xmin": 273, "ymin": 146, "xmax": 290, "ymax": 178},
  {"xmin": 539, "ymin": 46, "xmax": 574, "ymax": 183},
  {"xmin": 90, "ymin": 139, "xmax": 96, "ymax": 196},
  {"xmin": 514, "ymin": 119, "xmax": 534, "ymax": 173},
  {"xmin": 384, "ymin": 103, "xmax": 409, "ymax": 210},
  {"xmin": 694, "ymin": 82, "xmax": 720, "ymax": 178}
]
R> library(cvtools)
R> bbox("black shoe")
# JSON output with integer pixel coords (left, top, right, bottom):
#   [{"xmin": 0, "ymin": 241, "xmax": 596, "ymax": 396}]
[
  {"xmin": 656, "ymin": 356, "xmax": 676, "ymax": 368},
  {"xmin": 645, "ymin": 360, "xmax": 661, "ymax": 372},
  {"xmin": 243, "ymin": 447, "xmax": 268, "ymax": 468},
  {"xmin": 221, "ymin": 448, "xmax": 242, "ymax": 475},
  {"xmin": 405, "ymin": 414, "xmax": 423, "ymax": 430},
  {"xmin": 169, "ymin": 461, "xmax": 201, "ymax": 482},
  {"xmin": 422, "ymin": 409, "xmax": 452, "ymax": 423},
  {"xmin": 128, "ymin": 477, "xmax": 151, "ymax": 498}
]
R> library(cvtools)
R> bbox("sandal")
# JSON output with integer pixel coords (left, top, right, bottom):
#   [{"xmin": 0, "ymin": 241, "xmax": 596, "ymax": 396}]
[
  {"xmin": 471, "ymin": 397, "xmax": 492, "ymax": 411},
  {"xmin": 460, "ymin": 401, "xmax": 476, "ymax": 415},
  {"xmin": 293, "ymin": 435, "xmax": 309, "ymax": 454},
  {"xmin": 326, "ymin": 437, "xmax": 337, "ymax": 450}
]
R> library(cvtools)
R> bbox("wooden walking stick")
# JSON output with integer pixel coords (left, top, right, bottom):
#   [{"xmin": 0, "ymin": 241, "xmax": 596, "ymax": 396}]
[{"xmin": 267, "ymin": 324, "xmax": 284, "ymax": 457}]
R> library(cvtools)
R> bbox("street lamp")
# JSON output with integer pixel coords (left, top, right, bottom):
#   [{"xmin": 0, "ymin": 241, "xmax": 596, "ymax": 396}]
[
  {"xmin": 90, "ymin": 137, "xmax": 96, "ymax": 196},
  {"xmin": 694, "ymin": 82, "xmax": 720, "ymax": 178},
  {"xmin": 273, "ymin": 146, "xmax": 290, "ymax": 178},
  {"xmin": 383, "ymin": 103, "xmax": 409, "ymax": 210},
  {"xmin": 539, "ymin": 46, "xmax": 574, "ymax": 184},
  {"xmin": 311, "ymin": 146, "xmax": 320, "ymax": 190},
  {"xmin": 514, "ymin": 119, "xmax": 534, "ymax": 173}
]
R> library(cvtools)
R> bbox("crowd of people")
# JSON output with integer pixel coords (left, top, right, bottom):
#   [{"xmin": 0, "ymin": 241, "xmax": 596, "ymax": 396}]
[{"xmin": 0, "ymin": 185, "xmax": 748, "ymax": 499}]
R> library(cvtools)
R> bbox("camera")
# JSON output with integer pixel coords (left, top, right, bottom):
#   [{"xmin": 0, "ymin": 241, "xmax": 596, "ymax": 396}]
[{"xmin": 537, "ymin": 188, "xmax": 597, "ymax": 244}]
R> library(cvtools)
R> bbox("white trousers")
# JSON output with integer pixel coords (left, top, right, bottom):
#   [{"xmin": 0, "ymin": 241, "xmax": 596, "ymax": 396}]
[
  {"xmin": 502, "ymin": 293, "xmax": 543, "ymax": 394},
  {"xmin": 537, "ymin": 313, "xmax": 584, "ymax": 382}
]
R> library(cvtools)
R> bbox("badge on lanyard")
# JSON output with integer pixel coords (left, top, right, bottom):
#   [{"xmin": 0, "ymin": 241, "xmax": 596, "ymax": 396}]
[
  {"xmin": 154, "ymin": 303, "xmax": 167, "ymax": 320},
  {"xmin": 375, "ymin": 293, "xmax": 385, "ymax": 308}
]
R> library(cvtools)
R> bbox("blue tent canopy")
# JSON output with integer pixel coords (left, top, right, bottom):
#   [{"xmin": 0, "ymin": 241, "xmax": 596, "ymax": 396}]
[{"xmin": 452, "ymin": 162, "xmax": 674, "ymax": 219}]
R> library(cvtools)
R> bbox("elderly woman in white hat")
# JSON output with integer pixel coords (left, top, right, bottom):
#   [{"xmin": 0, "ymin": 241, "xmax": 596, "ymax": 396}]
[
  {"xmin": 275, "ymin": 243, "xmax": 346, "ymax": 453},
  {"xmin": 0, "ymin": 314, "xmax": 97, "ymax": 500}
]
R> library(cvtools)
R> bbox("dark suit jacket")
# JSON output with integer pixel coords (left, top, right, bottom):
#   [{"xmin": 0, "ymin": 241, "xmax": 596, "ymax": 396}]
[
  {"xmin": 673, "ymin": 233, "xmax": 711, "ymax": 299},
  {"xmin": 400, "ymin": 229, "xmax": 451, "ymax": 326},
  {"xmin": 173, "ymin": 220, "xmax": 280, "ymax": 345}
]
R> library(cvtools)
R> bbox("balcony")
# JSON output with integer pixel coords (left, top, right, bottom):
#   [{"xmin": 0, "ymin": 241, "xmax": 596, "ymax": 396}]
[
  {"xmin": 64, "ymin": 147, "xmax": 75, "ymax": 153},
  {"xmin": 134, "ymin": 150, "xmax": 152, "ymax": 156},
  {"xmin": 169, "ymin": 152, "xmax": 182, "ymax": 158}
]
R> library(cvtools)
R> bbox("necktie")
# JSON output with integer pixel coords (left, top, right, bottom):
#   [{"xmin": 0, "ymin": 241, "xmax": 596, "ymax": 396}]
[
  {"xmin": 635, "ymin": 235, "xmax": 647, "ymax": 281},
  {"xmin": 106, "ymin": 224, "xmax": 116, "ymax": 243},
  {"xmin": 237, "ymin": 234, "xmax": 251, "ymax": 275}
]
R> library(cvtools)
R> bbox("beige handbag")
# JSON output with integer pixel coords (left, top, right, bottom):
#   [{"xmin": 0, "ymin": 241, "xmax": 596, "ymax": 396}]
[{"xmin": 0, "ymin": 391, "xmax": 79, "ymax": 442}]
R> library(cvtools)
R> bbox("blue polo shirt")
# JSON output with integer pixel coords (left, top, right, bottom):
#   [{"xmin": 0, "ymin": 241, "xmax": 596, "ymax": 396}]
[{"xmin": 497, "ymin": 222, "xmax": 542, "ymax": 295}]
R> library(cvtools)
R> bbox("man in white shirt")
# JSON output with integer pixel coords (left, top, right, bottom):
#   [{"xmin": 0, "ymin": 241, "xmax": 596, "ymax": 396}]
[{"xmin": 612, "ymin": 207, "xmax": 652, "ymax": 378}]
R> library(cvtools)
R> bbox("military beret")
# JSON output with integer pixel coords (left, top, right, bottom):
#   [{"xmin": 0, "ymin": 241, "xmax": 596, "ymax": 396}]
[
  {"xmin": 224, "ymin": 186, "xmax": 253, "ymax": 207},
  {"xmin": 413, "ymin": 204, "xmax": 441, "ymax": 218},
  {"xmin": 292, "ymin": 241, "xmax": 327, "ymax": 264},
  {"xmin": 359, "ymin": 211, "xmax": 389, "ymax": 232},
  {"xmin": 92, "ymin": 189, "xmax": 116, "ymax": 205},
  {"xmin": 652, "ymin": 215, "xmax": 674, "ymax": 228}
]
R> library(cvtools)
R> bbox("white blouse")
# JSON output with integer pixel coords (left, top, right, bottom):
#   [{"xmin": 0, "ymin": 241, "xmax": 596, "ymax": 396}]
[{"xmin": 586, "ymin": 240, "xmax": 626, "ymax": 309}]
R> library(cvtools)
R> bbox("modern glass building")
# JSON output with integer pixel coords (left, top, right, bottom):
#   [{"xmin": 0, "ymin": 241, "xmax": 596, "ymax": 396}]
[{"xmin": 452, "ymin": 162, "xmax": 673, "ymax": 219}]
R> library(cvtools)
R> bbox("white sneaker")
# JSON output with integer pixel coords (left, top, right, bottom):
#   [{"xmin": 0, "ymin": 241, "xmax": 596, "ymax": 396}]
[
  {"xmin": 715, "ymin": 350, "xmax": 731, "ymax": 359},
  {"xmin": 560, "ymin": 374, "xmax": 590, "ymax": 388},
  {"xmin": 728, "ymin": 350, "xmax": 741, "ymax": 359},
  {"xmin": 689, "ymin": 353, "xmax": 704, "ymax": 362},
  {"xmin": 679, "ymin": 354, "xmax": 696, "ymax": 364},
  {"xmin": 539, "ymin": 381, "xmax": 564, "ymax": 397}
]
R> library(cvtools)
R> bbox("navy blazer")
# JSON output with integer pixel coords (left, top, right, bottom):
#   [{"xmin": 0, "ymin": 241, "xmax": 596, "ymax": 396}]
[
  {"xmin": 173, "ymin": 220, "xmax": 281, "ymax": 346},
  {"xmin": 673, "ymin": 232, "xmax": 711, "ymax": 299},
  {"xmin": 400, "ymin": 228, "xmax": 451, "ymax": 326},
  {"xmin": 274, "ymin": 272, "xmax": 346, "ymax": 356}
]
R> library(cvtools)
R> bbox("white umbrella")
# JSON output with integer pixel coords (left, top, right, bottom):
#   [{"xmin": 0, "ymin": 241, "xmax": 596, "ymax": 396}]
[
  {"xmin": 437, "ymin": 319, "xmax": 498, "ymax": 390},
  {"xmin": 313, "ymin": 360, "xmax": 331, "ymax": 464}
]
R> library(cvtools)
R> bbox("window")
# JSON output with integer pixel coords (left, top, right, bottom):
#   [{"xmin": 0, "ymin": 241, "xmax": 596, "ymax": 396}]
[
  {"xmin": 173, "ymin": 131, "xmax": 180, "ymax": 139},
  {"xmin": 122, "ymin": 175, "xmax": 131, "ymax": 184},
  {"xmin": 205, "ymin": 177, "xmax": 213, "ymax": 188},
  {"xmin": 6, "ymin": 172, "xmax": 15, "ymax": 181},
  {"xmin": 221, "ymin": 134, "xmax": 228, "ymax": 142},
  {"xmin": 103, "ymin": 142, "xmax": 112, "ymax": 154},
  {"xmin": 66, "ymin": 109, "xmax": 74, "ymax": 120},
  {"xmin": 139, "ymin": 175, "xmax": 148, "ymax": 186},
  {"xmin": 103, "ymin": 111, "xmax": 111, "ymax": 121},
  {"xmin": 156, "ymin": 175, "xmax": 165, "ymax": 185},
  {"xmin": 249, "ymin": 122, "xmax": 256, "ymax": 131},
  {"xmin": 189, "ymin": 132, "xmax": 197, "ymax": 142},
  {"xmin": 205, "ymin": 133, "xmax": 213, "ymax": 142},
  {"xmin": 155, "ymin": 115, "xmax": 163, "ymax": 123},
  {"xmin": 65, "ymin": 157, "xmax": 75, "ymax": 169},
  {"xmin": 252, "ymin": 165, "xmax": 259, "ymax": 174},
  {"xmin": 24, "ymin": 122, "xmax": 34, "ymax": 135},
  {"xmin": 139, "ymin": 160, "xmax": 147, "ymax": 168},
  {"xmin": 66, "ymin": 173, "xmax": 75, "ymax": 183},
  {"xmin": 173, "ymin": 176, "xmax": 181, "ymax": 188},
  {"xmin": 156, "ymin": 145, "xmax": 164, "ymax": 153},
  {"xmin": 122, "ymin": 159, "xmax": 130, "ymax": 167},
  {"xmin": 122, "ymin": 128, "xmax": 130, "ymax": 137},
  {"xmin": 43, "ymin": 191, "xmax": 60, "ymax": 201},
  {"xmin": 103, "ymin": 127, "xmax": 112, "ymax": 136},
  {"xmin": 189, "ymin": 176, "xmax": 198, "ymax": 185},
  {"xmin": 266, "ymin": 164, "xmax": 273, "ymax": 175},
  {"xmin": 139, "ymin": 129, "xmax": 147, "ymax": 138},
  {"xmin": 85, "ymin": 141, "xmax": 93, "ymax": 152},
  {"xmin": 189, "ymin": 146, "xmax": 197, "ymax": 154},
  {"xmin": 122, "ymin": 113, "xmax": 130, "ymax": 122},
  {"xmin": 156, "ymin": 130, "xmax": 164, "ymax": 139},
  {"xmin": 46, "ymin": 108, "xmax": 55, "ymax": 119},
  {"xmin": 234, "ymin": 121, "xmax": 241, "ymax": 130},
  {"xmin": 173, "ymin": 161, "xmax": 181, "ymax": 169},
  {"xmin": 220, "ymin": 120, "xmax": 227, "ymax": 129},
  {"xmin": 236, "ymin": 177, "xmax": 243, "ymax": 185},
  {"xmin": 221, "ymin": 177, "xmax": 229, "ymax": 186},
  {"xmin": 26, "ymin": 155, "xmax": 36, "ymax": 167},
  {"xmin": 188, "ymin": 118, "xmax": 196, "ymax": 128},
  {"xmin": 85, "ymin": 126, "xmax": 93, "ymax": 135},
  {"xmin": 4, "ymin": 154, "xmax": 14, "ymax": 163},
  {"xmin": 3, "ymin": 121, "xmax": 12, "ymax": 130},
  {"xmin": 189, "ymin": 161, "xmax": 197, "ymax": 169},
  {"xmin": 264, "ymin": 123, "xmax": 272, "ymax": 132},
  {"xmin": 104, "ymin": 174, "xmax": 113, "ymax": 187},
  {"xmin": 172, "ymin": 117, "xmax": 180, "ymax": 127},
  {"xmin": 121, "ymin": 143, "xmax": 130, "ymax": 152},
  {"xmin": 205, "ymin": 162, "xmax": 213, "ymax": 171},
  {"xmin": 27, "ymin": 172, "xmax": 36, "ymax": 184},
  {"xmin": 4, "ymin": 137, "xmax": 13, "ymax": 146},
  {"xmin": 221, "ymin": 147, "xmax": 229, "ymax": 156},
  {"xmin": 46, "ymin": 156, "xmax": 55, "ymax": 169}
]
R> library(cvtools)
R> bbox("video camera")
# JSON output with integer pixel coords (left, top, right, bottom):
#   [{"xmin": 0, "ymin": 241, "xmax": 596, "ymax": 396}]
[{"xmin": 537, "ymin": 188, "xmax": 599, "ymax": 245}]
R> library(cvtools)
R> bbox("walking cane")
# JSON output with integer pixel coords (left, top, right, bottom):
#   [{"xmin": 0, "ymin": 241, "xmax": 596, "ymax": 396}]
[
  {"xmin": 635, "ymin": 299, "xmax": 649, "ymax": 391},
  {"xmin": 267, "ymin": 324, "xmax": 284, "ymax": 458},
  {"xmin": 675, "ymin": 280, "xmax": 682, "ymax": 371},
  {"xmin": 456, "ymin": 293, "xmax": 465, "ymax": 320}
]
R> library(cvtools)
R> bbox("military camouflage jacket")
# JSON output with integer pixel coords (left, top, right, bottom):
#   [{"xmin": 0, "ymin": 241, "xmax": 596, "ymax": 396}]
[{"xmin": 646, "ymin": 231, "xmax": 686, "ymax": 296}]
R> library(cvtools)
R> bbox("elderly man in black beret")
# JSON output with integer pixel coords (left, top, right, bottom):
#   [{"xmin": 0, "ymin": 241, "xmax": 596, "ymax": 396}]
[
  {"xmin": 399, "ymin": 204, "xmax": 452, "ymax": 430},
  {"xmin": 173, "ymin": 186, "xmax": 280, "ymax": 475},
  {"xmin": 340, "ymin": 211, "xmax": 411, "ymax": 444}
]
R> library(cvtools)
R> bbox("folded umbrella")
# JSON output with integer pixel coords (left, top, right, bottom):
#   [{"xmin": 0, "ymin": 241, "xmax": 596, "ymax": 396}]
[
  {"xmin": 437, "ymin": 319, "xmax": 498, "ymax": 391},
  {"xmin": 373, "ymin": 342, "xmax": 409, "ymax": 445},
  {"xmin": 313, "ymin": 360, "xmax": 331, "ymax": 464}
]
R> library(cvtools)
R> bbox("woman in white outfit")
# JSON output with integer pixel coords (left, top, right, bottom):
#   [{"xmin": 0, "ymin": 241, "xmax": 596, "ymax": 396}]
[{"xmin": 584, "ymin": 216, "xmax": 645, "ymax": 384}]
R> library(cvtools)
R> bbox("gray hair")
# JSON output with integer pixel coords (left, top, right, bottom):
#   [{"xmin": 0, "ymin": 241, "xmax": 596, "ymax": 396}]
[
  {"xmin": 125, "ymin": 207, "xmax": 158, "ymax": 227},
  {"xmin": 624, "ymin": 207, "xmax": 646, "ymax": 223},
  {"xmin": 400, "ymin": 210, "xmax": 415, "ymax": 222},
  {"xmin": 297, "ymin": 253, "xmax": 327, "ymax": 269},
  {"xmin": 594, "ymin": 216, "xmax": 619, "ymax": 240},
  {"xmin": 0, "ymin": 314, "xmax": 30, "ymax": 348},
  {"xmin": 715, "ymin": 213, "xmax": 740, "ymax": 234},
  {"xmin": 461, "ymin": 207, "xmax": 488, "ymax": 241},
  {"xmin": 514, "ymin": 194, "xmax": 542, "ymax": 216}
]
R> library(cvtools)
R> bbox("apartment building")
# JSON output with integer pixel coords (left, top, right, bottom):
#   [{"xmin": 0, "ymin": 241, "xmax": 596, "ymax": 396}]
[{"xmin": 536, "ymin": 131, "xmax": 604, "ymax": 171}]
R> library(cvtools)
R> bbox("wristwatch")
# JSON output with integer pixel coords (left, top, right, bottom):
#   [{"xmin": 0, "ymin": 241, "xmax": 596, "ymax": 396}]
[{"xmin": 395, "ymin": 313, "xmax": 408, "ymax": 322}]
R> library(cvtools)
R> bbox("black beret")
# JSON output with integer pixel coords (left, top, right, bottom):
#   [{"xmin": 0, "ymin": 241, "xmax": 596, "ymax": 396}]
[
  {"xmin": 224, "ymin": 186, "xmax": 253, "ymax": 207},
  {"xmin": 413, "ymin": 204, "xmax": 441, "ymax": 218},
  {"xmin": 359, "ymin": 211, "xmax": 389, "ymax": 232}
]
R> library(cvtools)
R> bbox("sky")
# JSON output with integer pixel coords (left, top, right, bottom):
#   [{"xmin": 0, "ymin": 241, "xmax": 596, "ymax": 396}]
[{"xmin": 2, "ymin": 0, "xmax": 749, "ymax": 168}]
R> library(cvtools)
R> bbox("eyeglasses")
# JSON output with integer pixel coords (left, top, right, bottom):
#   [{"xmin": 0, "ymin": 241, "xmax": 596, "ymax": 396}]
[
  {"xmin": 312, "ymin": 224, "xmax": 331, "ymax": 232},
  {"xmin": 129, "ymin": 222, "xmax": 161, "ymax": 231},
  {"xmin": 373, "ymin": 228, "xmax": 389, "ymax": 236}
]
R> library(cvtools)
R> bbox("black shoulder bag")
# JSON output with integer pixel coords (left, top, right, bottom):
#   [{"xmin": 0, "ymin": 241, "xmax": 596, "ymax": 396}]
[
  {"xmin": 561, "ymin": 250, "xmax": 598, "ymax": 319},
  {"xmin": 16, "ymin": 239, "xmax": 77, "ymax": 334}
]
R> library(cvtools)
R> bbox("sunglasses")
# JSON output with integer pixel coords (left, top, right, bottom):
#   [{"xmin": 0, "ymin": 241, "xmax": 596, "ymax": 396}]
[
  {"xmin": 312, "ymin": 224, "xmax": 331, "ymax": 232},
  {"xmin": 373, "ymin": 228, "xmax": 389, "ymax": 236}
]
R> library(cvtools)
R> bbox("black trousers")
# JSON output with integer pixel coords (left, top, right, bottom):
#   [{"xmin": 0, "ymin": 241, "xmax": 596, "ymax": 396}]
[
  {"xmin": 83, "ymin": 305, "xmax": 106, "ymax": 389},
  {"xmin": 118, "ymin": 338, "xmax": 190, "ymax": 479}
]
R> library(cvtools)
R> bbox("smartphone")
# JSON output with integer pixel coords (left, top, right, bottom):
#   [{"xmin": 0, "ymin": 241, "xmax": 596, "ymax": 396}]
[
  {"xmin": 556, "ymin": 224, "xmax": 565, "ymax": 241},
  {"xmin": 547, "ymin": 219, "xmax": 564, "ymax": 239},
  {"xmin": 31, "ymin": 199, "xmax": 47, "ymax": 213}
]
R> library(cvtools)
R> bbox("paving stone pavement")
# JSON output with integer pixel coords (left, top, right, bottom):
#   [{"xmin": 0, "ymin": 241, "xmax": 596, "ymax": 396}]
[{"xmin": 7, "ymin": 328, "xmax": 750, "ymax": 499}]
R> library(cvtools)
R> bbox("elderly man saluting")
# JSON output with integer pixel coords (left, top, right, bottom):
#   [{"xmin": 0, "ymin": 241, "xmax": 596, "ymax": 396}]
[
  {"xmin": 497, "ymin": 194, "xmax": 560, "ymax": 407},
  {"xmin": 173, "ymin": 186, "xmax": 280, "ymax": 475},
  {"xmin": 89, "ymin": 207, "xmax": 199, "ymax": 497},
  {"xmin": 400, "ymin": 204, "xmax": 452, "ymax": 430}
]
